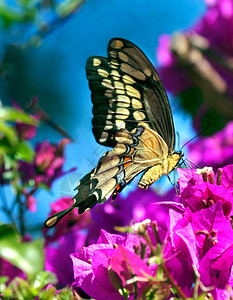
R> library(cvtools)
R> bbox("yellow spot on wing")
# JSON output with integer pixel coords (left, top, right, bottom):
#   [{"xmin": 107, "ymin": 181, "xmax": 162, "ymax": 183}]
[
  {"xmin": 100, "ymin": 131, "xmax": 109, "ymax": 143},
  {"xmin": 116, "ymin": 89, "xmax": 125, "ymax": 95},
  {"xmin": 111, "ymin": 70, "xmax": 120, "ymax": 77},
  {"xmin": 123, "ymin": 75, "xmax": 135, "ymax": 84},
  {"xmin": 104, "ymin": 120, "xmax": 113, "ymax": 131},
  {"xmin": 111, "ymin": 39, "xmax": 124, "ymax": 49},
  {"xmin": 105, "ymin": 90, "xmax": 113, "ymax": 97},
  {"xmin": 98, "ymin": 69, "xmax": 109, "ymax": 78},
  {"xmin": 115, "ymin": 120, "xmax": 126, "ymax": 128},
  {"xmin": 102, "ymin": 79, "xmax": 113, "ymax": 89},
  {"xmin": 117, "ymin": 95, "xmax": 130, "ymax": 104},
  {"xmin": 118, "ymin": 52, "xmax": 129, "ymax": 62},
  {"xmin": 114, "ymin": 81, "xmax": 124, "ymax": 90},
  {"xmin": 133, "ymin": 111, "xmax": 146, "ymax": 120},
  {"xmin": 126, "ymin": 85, "xmax": 140, "ymax": 98},
  {"xmin": 110, "ymin": 59, "xmax": 119, "ymax": 66},
  {"xmin": 116, "ymin": 107, "xmax": 130, "ymax": 116},
  {"xmin": 144, "ymin": 68, "xmax": 152, "ymax": 77},
  {"xmin": 132, "ymin": 98, "xmax": 143, "ymax": 109},
  {"xmin": 107, "ymin": 112, "xmax": 113, "ymax": 119},
  {"xmin": 93, "ymin": 58, "xmax": 101, "ymax": 66},
  {"xmin": 109, "ymin": 50, "xmax": 117, "ymax": 58}
]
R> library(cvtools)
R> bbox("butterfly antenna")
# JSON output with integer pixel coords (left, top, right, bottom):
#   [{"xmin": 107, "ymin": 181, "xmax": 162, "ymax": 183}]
[
  {"xmin": 185, "ymin": 158, "xmax": 201, "ymax": 168},
  {"xmin": 167, "ymin": 174, "xmax": 175, "ymax": 187},
  {"xmin": 180, "ymin": 124, "xmax": 210, "ymax": 151},
  {"xmin": 183, "ymin": 160, "xmax": 190, "ymax": 169}
]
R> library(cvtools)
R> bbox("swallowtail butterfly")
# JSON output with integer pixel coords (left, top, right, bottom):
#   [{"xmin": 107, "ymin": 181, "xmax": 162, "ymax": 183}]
[{"xmin": 44, "ymin": 38, "xmax": 183, "ymax": 228}]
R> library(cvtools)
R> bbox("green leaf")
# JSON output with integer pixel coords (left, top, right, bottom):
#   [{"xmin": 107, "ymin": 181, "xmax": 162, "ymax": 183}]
[
  {"xmin": 0, "ymin": 276, "xmax": 8, "ymax": 294},
  {"xmin": 0, "ymin": 107, "xmax": 37, "ymax": 125},
  {"xmin": 38, "ymin": 287, "xmax": 56, "ymax": 300},
  {"xmin": 56, "ymin": 287, "xmax": 74, "ymax": 299},
  {"xmin": 32, "ymin": 271, "xmax": 57, "ymax": 290},
  {"xmin": 15, "ymin": 140, "xmax": 34, "ymax": 162},
  {"xmin": 0, "ymin": 224, "xmax": 44, "ymax": 280},
  {"xmin": 0, "ymin": 121, "xmax": 17, "ymax": 145},
  {"xmin": 0, "ymin": 276, "xmax": 8, "ymax": 284},
  {"xmin": 2, "ymin": 170, "xmax": 14, "ymax": 180},
  {"xmin": 197, "ymin": 293, "xmax": 211, "ymax": 300}
]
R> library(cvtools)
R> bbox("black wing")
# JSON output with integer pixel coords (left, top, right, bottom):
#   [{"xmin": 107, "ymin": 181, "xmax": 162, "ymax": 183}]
[{"xmin": 86, "ymin": 37, "xmax": 175, "ymax": 152}]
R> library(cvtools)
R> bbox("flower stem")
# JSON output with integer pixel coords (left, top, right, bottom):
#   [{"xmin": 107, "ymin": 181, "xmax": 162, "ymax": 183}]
[
  {"xmin": 17, "ymin": 191, "xmax": 25, "ymax": 236},
  {"xmin": 140, "ymin": 228, "xmax": 187, "ymax": 299}
]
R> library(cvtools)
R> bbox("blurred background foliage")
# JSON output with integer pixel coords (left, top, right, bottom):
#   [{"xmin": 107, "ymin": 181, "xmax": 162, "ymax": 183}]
[{"xmin": 1, "ymin": 0, "xmax": 233, "ymax": 298}]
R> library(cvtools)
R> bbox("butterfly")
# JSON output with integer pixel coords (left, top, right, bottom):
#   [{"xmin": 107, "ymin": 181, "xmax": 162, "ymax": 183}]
[{"xmin": 44, "ymin": 38, "xmax": 183, "ymax": 228}]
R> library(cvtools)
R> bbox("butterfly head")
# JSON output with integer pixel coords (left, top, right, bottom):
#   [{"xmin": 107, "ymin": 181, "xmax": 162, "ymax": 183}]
[{"xmin": 167, "ymin": 150, "xmax": 184, "ymax": 172}]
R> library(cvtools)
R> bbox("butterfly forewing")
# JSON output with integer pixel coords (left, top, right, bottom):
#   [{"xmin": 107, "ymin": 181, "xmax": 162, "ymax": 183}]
[{"xmin": 86, "ymin": 38, "xmax": 175, "ymax": 151}]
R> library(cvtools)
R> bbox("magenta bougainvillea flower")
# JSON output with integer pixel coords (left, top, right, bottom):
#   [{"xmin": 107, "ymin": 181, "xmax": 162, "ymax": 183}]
[
  {"xmin": 70, "ymin": 165, "xmax": 233, "ymax": 299},
  {"xmin": 177, "ymin": 165, "xmax": 233, "ymax": 216},
  {"xmin": 15, "ymin": 121, "xmax": 38, "ymax": 140},
  {"xmin": 110, "ymin": 245, "xmax": 153, "ymax": 297},
  {"xmin": 188, "ymin": 121, "xmax": 233, "ymax": 169},
  {"xmin": 45, "ymin": 230, "xmax": 87, "ymax": 287},
  {"xmin": 19, "ymin": 139, "xmax": 73, "ymax": 188},
  {"xmin": 0, "ymin": 258, "xmax": 26, "ymax": 283},
  {"xmin": 71, "ymin": 229, "xmax": 157, "ymax": 299},
  {"xmin": 12, "ymin": 100, "xmax": 39, "ymax": 140},
  {"xmin": 44, "ymin": 197, "xmax": 91, "ymax": 244},
  {"xmin": 164, "ymin": 201, "xmax": 233, "ymax": 297}
]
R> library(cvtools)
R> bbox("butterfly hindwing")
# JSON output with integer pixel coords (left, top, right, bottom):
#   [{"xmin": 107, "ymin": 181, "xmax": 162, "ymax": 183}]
[{"xmin": 78, "ymin": 125, "xmax": 169, "ymax": 204}]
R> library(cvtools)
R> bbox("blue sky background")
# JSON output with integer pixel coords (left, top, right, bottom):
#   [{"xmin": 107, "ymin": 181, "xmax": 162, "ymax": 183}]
[{"xmin": 1, "ymin": 0, "xmax": 206, "ymax": 230}]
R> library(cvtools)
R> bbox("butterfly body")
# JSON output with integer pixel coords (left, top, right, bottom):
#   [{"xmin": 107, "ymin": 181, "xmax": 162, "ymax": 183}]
[
  {"xmin": 138, "ymin": 151, "xmax": 183, "ymax": 189},
  {"xmin": 44, "ymin": 38, "xmax": 183, "ymax": 228}
]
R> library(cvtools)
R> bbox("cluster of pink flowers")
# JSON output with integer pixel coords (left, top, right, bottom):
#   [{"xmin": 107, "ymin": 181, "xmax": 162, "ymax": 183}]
[
  {"xmin": 44, "ymin": 164, "xmax": 233, "ymax": 299},
  {"xmin": 44, "ymin": 188, "xmax": 176, "ymax": 288}
]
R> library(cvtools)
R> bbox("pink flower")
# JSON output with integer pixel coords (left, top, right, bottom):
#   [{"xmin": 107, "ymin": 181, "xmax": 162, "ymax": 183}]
[
  {"xmin": 19, "ymin": 139, "xmax": 73, "ymax": 188},
  {"xmin": 71, "ymin": 229, "xmax": 157, "ymax": 299},
  {"xmin": 164, "ymin": 201, "xmax": 233, "ymax": 297},
  {"xmin": 110, "ymin": 245, "xmax": 153, "ymax": 297},
  {"xmin": 178, "ymin": 166, "xmax": 233, "ymax": 216},
  {"xmin": 44, "ymin": 197, "xmax": 91, "ymax": 244},
  {"xmin": 71, "ymin": 237, "xmax": 124, "ymax": 300},
  {"xmin": 45, "ymin": 230, "xmax": 87, "ymax": 287},
  {"xmin": 12, "ymin": 100, "xmax": 39, "ymax": 140},
  {"xmin": 0, "ymin": 258, "xmax": 26, "ymax": 283},
  {"xmin": 25, "ymin": 194, "xmax": 36, "ymax": 212}
]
